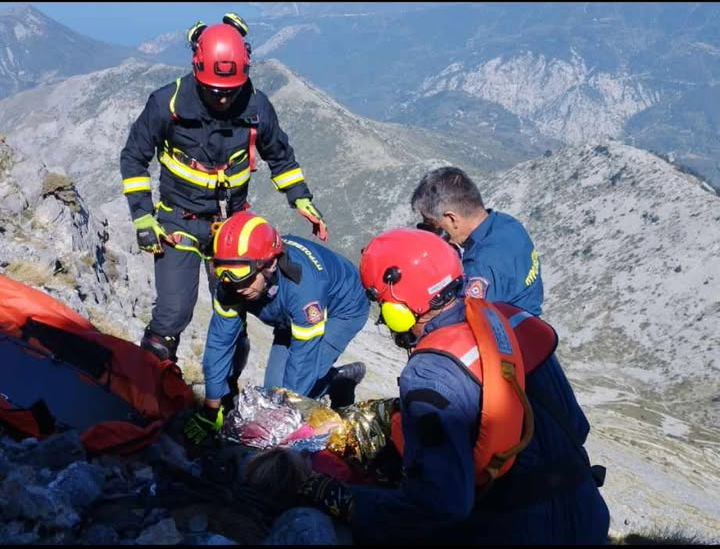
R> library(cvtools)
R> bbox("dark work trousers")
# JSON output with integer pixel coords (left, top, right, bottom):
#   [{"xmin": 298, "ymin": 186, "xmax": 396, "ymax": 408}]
[{"xmin": 147, "ymin": 204, "xmax": 216, "ymax": 339}]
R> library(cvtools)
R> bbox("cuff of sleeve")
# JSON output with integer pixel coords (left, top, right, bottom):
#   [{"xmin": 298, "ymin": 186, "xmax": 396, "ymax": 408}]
[
  {"xmin": 284, "ymin": 182, "xmax": 313, "ymax": 206},
  {"xmin": 126, "ymin": 192, "xmax": 154, "ymax": 221}
]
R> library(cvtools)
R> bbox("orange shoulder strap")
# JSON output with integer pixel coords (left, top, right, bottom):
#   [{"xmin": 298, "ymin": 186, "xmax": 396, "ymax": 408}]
[
  {"xmin": 465, "ymin": 296, "xmax": 534, "ymax": 482},
  {"xmin": 248, "ymin": 127, "xmax": 257, "ymax": 171}
]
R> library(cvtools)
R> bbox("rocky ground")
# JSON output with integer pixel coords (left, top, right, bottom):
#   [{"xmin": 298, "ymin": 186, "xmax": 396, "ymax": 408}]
[{"xmin": 0, "ymin": 427, "xmax": 277, "ymax": 545}]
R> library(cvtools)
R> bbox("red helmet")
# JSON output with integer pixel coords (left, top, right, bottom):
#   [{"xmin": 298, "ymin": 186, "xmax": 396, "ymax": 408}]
[
  {"xmin": 193, "ymin": 23, "xmax": 250, "ymax": 88},
  {"xmin": 359, "ymin": 228, "xmax": 463, "ymax": 332},
  {"xmin": 213, "ymin": 211, "xmax": 283, "ymax": 283}
]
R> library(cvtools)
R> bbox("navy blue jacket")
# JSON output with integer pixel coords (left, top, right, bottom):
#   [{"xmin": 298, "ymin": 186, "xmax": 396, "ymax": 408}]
[
  {"xmin": 204, "ymin": 236, "xmax": 369, "ymax": 397},
  {"xmin": 461, "ymin": 210, "xmax": 544, "ymax": 315},
  {"xmin": 120, "ymin": 73, "xmax": 311, "ymax": 220},
  {"xmin": 350, "ymin": 300, "xmax": 609, "ymax": 544}
]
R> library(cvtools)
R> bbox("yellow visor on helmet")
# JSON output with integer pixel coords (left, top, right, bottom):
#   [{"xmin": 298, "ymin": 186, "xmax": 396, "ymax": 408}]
[
  {"xmin": 380, "ymin": 301, "xmax": 417, "ymax": 333},
  {"xmin": 215, "ymin": 263, "xmax": 253, "ymax": 283}
]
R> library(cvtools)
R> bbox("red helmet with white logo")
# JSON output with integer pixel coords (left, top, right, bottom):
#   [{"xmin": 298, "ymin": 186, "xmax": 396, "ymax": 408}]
[
  {"xmin": 192, "ymin": 23, "xmax": 250, "ymax": 88},
  {"xmin": 359, "ymin": 228, "xmax": 463, "ymax": 332},
  {"xmin": 213, "ymin": 211, "xmax": 283, "ymax": 284}
]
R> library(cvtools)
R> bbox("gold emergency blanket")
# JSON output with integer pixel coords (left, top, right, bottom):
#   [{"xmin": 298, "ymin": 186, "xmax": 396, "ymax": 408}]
[{"xmin": 270, "ymin": 387, "xmax": 399, "ymax": 467}]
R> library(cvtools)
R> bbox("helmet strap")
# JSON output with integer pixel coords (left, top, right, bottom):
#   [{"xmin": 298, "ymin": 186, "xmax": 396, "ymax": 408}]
[{"xmin": 394, "ymin": 331, "xmax": 419, "ymax": 351}]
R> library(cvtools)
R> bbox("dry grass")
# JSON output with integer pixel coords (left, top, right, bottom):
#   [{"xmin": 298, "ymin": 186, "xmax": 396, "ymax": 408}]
[
  {"xmin": 191, "ymin": 339, "xmax": 205, "ymax": 359},
  {"xmin": 86, "ymin": 305, "xmax": 133, "ymax": 341},
  {"xmin": 2, "ymin": 260, "xmax": 53, "ymax": 287},
  {"xmin": 610, "ymin": 527, "xmax": 709, "ymax": 545},
  {"xmin": 42, "ymin": 172, "xmax": 73, "ymax": 195},
  {"xmin": 179, "ymin": 356, "xmax": 205, "ymax": 386}
]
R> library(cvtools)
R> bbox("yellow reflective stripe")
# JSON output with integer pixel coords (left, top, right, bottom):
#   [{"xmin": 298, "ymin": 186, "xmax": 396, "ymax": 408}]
[
  {"xmin": 272, "ymin": 168, "xmax": 305, "ymax": 190},
  {"xmin": 291, "ymin": 319, "xmax": 326, "ymax": 340},
  {"xmin": 159, "ymin": 152, "xmax": 251, "ymax": 189},
  {"xmin": 213, "ymin": 297, "xmax": 238, "ymax": 317},
  {"xmin": 169, "ymin": 77, "xmax": 181, "ymax": 116},
  {"xmin": 227, "ymin": 168, "xmax": 251, "ymax": 187},
  {"xmin": 122, "ymin": 176, "xmax": 152, "ymax": 194},
  {"xmin": 236, "ymin": 216, "xmax": 267, "ymax": 256},
  {"xmin": 159, "ymin": 151, "xmax": 217, "ymax": 187}
]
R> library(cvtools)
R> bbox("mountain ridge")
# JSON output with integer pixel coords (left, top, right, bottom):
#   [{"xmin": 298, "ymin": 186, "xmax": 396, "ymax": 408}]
[{"xmin": 0, "ymin": 5, "xmax": 138, "ymax": 98}]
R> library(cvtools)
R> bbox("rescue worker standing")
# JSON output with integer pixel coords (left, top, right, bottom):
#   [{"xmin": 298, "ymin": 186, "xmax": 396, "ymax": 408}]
[
  {"xmin": 297, "ymin": 228, "xmax": 609, "ymax": 544},
  {"xmin": 412, "ymin": 166, "xmax": 544, "ymax": 315},
  {"xmin": 120, "ymin": 14, "xmax": 327, "ymax": 362},
  {"xmin": 183, "ymin": 211, "xmax": 369, "ymax": 444}
]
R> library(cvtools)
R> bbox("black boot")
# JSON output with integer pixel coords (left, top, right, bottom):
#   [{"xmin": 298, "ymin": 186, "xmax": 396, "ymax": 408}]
[
  {"xmin": 140, "ymin": 327, "xmax": 179, "ymax": 362},
  {"xmin": 328, "ymin": 362, "xmax": 367, "ymax": 409}
]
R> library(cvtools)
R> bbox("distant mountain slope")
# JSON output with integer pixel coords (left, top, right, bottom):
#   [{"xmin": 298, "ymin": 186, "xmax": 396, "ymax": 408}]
[
  {"xmin": 140, "ymin": 2, "xmax": 720, "ymax": 190},
  {"xmin": 0, "ymin": 5, "xmax": 136, "ymax": 98},
  {"xmin": 625, "ymin": 84, "xmax": 720, "ymax": 193},
  {"xmin": 478, "ymin": 141, "xmax": 720, "ymax": 429}
]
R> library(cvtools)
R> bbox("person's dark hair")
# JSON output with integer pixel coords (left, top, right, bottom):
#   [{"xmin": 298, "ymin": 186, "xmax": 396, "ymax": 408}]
[
  {"xmin": 411, "ymin": 166, "xmax": 485, "ymax": 220},
  {"xmin": 243, "ymin": 447, "xmax": 312, "ymax": 508}
]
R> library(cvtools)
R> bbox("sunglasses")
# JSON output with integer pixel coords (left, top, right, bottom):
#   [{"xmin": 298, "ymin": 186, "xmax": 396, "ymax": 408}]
[
  {"xmin": 202, "ymin": 85, "xmax": 242, "ymax": 99},
  {"xmin": 416, "ymin": 222, "xmax": 451, "ymax": 242}
]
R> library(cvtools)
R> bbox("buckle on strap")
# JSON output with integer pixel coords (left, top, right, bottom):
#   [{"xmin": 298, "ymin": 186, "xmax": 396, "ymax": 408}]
[{"xmin": 168, "ymin": 147, "xmax": 228, "ymax": 174}]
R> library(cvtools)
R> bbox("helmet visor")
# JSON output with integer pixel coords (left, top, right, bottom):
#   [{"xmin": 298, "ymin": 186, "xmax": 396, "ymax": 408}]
[{"xmin": 214, "ymin": 262, "xmax": 255, "ymax": 284}]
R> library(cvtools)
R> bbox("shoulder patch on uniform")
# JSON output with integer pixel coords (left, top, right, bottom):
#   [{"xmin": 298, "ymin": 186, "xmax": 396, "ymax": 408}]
[
  {"xmin": 465, "ymin": 276, "xmax": 490, "ymax": 299},
  {"xmin": 303, "ymin": 301, "xmax": 324, "ymax": 324}
]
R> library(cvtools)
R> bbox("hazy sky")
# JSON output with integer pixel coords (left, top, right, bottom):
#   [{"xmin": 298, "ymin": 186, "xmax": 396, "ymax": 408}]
[{"xmin": 0, "ymin": 2, "xmax": 261, "ymax": 46}]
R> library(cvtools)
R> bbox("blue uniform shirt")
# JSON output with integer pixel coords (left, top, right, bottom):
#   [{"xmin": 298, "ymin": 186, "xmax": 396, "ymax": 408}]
[
  {"xmin": 350, "ymin": 300, "xmax": 609, "ymax": 544},
  {"xmin": 203, "ymin": 235, "xmax": 369, "ymax": 398},
  {"xmin": 461, "ymin": 209, "xmax": 543, "ymax": 315}
]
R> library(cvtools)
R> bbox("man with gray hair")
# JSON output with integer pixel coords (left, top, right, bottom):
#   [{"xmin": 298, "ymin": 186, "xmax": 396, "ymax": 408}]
[{"xmin": 411, "ymin": 166, "xmax": 543, "ymax": 315}]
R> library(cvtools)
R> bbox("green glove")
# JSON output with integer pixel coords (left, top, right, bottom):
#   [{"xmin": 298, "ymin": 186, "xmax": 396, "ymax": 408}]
[
  {"xmin": 294, "ymin": 198, "xmax": 328, "ymax": 241},
  {"xmin": 298, "ymin": 472, "xmax": 354, "ymax": 522},
  {"xmin": 184, "ymin": 405, "xmax": 224, "ymax": 445},
  {"xmin": 133, "ymin": 213, "xmax": 168, "ymax": 254}
]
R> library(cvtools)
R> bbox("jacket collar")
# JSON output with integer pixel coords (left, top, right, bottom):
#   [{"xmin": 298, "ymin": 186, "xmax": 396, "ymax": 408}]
[
  {"xmin": 277, "ymin": 252, "xmax": 302, "ymax": 284},
  {"xmin": 413, "ymin": 299, "xmax": 466, "ymax": 344},
  {"xmin": 461, "ymin": 209, "xmax": 496, "ymax": 251},
  {"xmin": 421, "ymin": 299, "xmax": 466, "ymax": 338}
]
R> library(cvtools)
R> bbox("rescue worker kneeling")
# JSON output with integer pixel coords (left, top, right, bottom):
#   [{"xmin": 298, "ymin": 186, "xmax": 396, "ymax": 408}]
[
  {"xmin": 184, "ymin": 211, "xmax": 369, "ymax": 444},
  {"xmin": 295, "ymin": 228, "xmax": 610, "ymax": 544}
]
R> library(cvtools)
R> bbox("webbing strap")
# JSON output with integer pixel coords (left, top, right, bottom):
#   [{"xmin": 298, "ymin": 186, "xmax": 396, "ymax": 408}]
[
  {"xmin": 248, "ymin": 127, "xmax": 257, "ymax": 171},
  {"xmin": 168, "ymin": 231, "xmax": 211, "ymax": 261}
]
